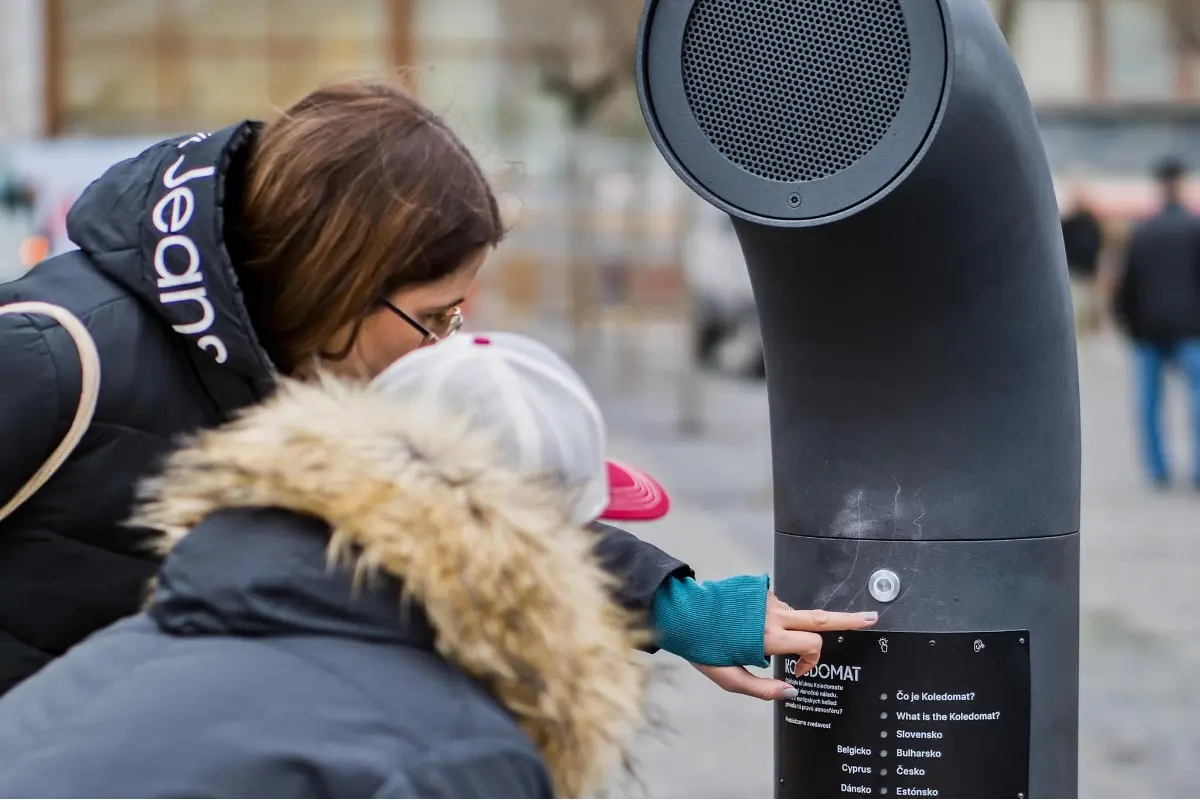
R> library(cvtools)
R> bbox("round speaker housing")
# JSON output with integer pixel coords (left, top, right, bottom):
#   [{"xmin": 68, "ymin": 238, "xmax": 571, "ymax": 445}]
[{"xmin": 638, "ymin": 0, "xmax": 950, "ymax": 225}]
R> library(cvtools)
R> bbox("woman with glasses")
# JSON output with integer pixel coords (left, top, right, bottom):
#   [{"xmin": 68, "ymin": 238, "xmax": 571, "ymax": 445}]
[
  {"xmin": 0, "ymin": 80, "xmax": 496, "ymax": 698},
  {"xmin": 379, "ymin": 298, "xmax": 463, "ymax": 346},
  {"xmin": 0, "ymin": 77, "xmax": 848, "ymax": 708}
]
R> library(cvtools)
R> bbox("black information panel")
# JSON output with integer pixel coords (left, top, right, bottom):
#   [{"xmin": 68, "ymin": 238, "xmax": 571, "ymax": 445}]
[{"xmin": 777, "ymin": 631, "xmax": 1030, "ymax": 800}]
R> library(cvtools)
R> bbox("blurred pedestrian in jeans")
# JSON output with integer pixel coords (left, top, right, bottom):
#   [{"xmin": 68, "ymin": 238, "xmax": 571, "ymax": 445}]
[
  {"xmin": 1114, "ymin": 156, "xmax": 1200, "ymax": 490},
  {"xmin": 1060, "ymin": 175, "xmax": 1105, "ymax": 336}
]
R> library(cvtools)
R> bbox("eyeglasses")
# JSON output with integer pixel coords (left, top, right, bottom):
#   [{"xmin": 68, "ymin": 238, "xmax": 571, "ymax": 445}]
[{"xmin": 379, "ymin": 298, "xmax": 464, "ymax": 345}]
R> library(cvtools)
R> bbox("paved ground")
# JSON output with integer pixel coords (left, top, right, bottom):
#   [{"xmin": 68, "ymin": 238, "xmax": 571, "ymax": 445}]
[{"xmin": 560, "ymin": 322, "xmax": 1200, "ymax": 798}]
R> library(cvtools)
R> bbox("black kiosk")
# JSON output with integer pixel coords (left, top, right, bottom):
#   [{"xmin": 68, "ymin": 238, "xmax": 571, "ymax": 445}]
[{"xmin": 636, "ymin": 1, "xmax": 1080, "ymax": 797}]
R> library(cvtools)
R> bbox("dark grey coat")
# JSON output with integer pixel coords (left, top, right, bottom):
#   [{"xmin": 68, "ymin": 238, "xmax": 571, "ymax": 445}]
[{"xmin": 0, "ymin": 380, "xmax": 652, "ymax": 797}]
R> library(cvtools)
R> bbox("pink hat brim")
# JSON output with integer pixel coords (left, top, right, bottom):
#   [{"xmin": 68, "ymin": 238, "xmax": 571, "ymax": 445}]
[{"xmin": 600, "ymin": 459, "xmax": 671, "ymax": 521}]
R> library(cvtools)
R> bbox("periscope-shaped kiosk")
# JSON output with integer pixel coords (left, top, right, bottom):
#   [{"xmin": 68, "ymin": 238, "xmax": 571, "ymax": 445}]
[{"xmin": 637, "ymin": 1, "xmax": 1080, "ymax": 797}]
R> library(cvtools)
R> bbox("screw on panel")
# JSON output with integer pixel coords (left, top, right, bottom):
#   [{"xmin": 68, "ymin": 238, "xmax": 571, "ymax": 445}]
[{"xmin": 787, "ymin": 192, "xmax": 802, "ymax": 207}]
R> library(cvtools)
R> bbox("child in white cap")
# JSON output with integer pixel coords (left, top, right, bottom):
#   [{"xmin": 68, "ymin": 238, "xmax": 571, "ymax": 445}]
[{"xmin": 371, "ymin": 332, "xmax": 875, "ymax": 682}]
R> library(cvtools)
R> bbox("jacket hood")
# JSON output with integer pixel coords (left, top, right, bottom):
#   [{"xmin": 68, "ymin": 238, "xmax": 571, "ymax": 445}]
[
  {"xmin": 149, "ymin": 507, "xmax": 442, "ymax": 647},
  {"xmin": 67, "ymin": 123, "xmax": 275, "ymax": 398},
  {"xmin": 131, "ymin": 375, "xmax": 648, "ymax": 798}
]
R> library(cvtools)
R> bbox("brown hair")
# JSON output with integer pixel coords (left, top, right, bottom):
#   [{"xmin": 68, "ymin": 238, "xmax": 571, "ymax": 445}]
[{"xmin": 232, "ymin": 78, "xmax": 504, "ymax": 374}]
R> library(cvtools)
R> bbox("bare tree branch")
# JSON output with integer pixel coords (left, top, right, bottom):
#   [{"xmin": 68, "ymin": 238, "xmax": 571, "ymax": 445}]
[{"xmin": 501, "ymin": 0, "xmax": 643, "ymax": 128}]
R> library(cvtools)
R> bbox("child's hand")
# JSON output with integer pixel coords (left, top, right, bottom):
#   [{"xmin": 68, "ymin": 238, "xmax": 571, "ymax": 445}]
[
  {"xmin": 693, "ymin": 594, "xmax": 877, "ymax": 701},
  {"xmin": 765, "ymin": 592, "xmax": 877, "ymax": 676}
]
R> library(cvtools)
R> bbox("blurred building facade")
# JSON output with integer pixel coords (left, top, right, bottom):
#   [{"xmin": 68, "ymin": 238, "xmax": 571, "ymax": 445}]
[
  {"xmin": 2, "ymin": 2, "xmax": 1198, "ymax": 199},
  {"xmin": 995, "ymin": 0, "xmax": 1200, "ymax": 218},
  {"xmin": 0, "ymin": 4, "xmax": 1194, "ymax": 143},
  {"xmin": 0, "ymin": 0, "xmax": 646, "ymax": 155},
  {"xmin": 3, "ymin": 1, "xmax": 1200, "ymax": 317},
  {"xmin": 0, "ymin": 0, "xmax": 44, "ymax": 140},
  {"xmin": 0, "ymin": 0, "xmax": 682, "ymax": 319}
]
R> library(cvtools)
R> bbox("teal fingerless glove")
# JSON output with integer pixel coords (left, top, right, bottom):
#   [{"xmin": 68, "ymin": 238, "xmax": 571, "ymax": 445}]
[{"xmin": 649, "ymin": 573, "xmax": 770, "ymax": 668}]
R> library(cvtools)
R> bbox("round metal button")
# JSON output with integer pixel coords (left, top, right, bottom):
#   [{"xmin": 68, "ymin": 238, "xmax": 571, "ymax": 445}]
[{"xmin": 868, "ymin": 568, "xmax": 901, "ymax": 602}]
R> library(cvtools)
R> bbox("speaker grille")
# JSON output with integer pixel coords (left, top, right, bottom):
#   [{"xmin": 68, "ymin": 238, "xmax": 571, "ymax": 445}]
[{"xmin": 681, "ymin": 0, "xmax": 912, "ymax": 184}]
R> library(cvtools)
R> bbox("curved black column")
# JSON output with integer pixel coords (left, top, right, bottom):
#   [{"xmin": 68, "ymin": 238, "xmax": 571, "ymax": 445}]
[{"xmin": 638, "ymin": 1, "xmax": 1080, "ymax": 797}]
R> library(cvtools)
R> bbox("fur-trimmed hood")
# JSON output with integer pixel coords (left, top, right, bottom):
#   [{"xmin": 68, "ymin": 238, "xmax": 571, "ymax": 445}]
[{"xmin": 132, "ymin": 375, "xmax": 648, "ymax": 798}]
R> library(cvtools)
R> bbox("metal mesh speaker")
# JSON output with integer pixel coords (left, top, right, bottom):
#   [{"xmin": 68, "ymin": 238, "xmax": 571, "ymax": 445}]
[{"xmin": 681, "ymin": 0, "xmax": 912, "ymax": 184}]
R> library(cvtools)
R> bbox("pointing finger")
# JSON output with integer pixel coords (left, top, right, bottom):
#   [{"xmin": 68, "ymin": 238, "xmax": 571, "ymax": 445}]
[{"xmin": 782, "ymin": 609, "xmax": 878, "ymax": 632}]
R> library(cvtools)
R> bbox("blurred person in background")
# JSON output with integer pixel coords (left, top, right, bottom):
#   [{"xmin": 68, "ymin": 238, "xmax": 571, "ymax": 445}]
[
  {"xmin": 0, "ymin": 78, "xmax": 861, "ymax": 703},
  {"xmin": 1114, "ymin": 156, "xmax": 1200, "ymax": 491},
  {"xmin": 1059, "ymin": 174, "xmax": 1105, "ymax": 335},
  {"xmin": 0, "ymin": 173, "xmax": 45, "ymax": 282}
]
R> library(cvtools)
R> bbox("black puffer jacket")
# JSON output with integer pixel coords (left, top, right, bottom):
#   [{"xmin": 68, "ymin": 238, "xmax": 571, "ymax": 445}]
[{"xmin": 0, "ymin": 123, "xmax": 688, "ymax": 695}]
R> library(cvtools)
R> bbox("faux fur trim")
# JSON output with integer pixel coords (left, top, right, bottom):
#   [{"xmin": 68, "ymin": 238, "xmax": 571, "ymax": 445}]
[{"xmin": 131, "ymin": 374, "xmax": 648, "ymax": 797}]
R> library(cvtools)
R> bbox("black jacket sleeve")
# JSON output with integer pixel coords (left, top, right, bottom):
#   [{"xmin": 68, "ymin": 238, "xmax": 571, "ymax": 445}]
[
  {"xmin": 0, "ymin": 313, "xmax": 61, "ymax": 508},
  {"xmin": 589, "ymin": 521, "xmax": 694, "ymax": 651}
]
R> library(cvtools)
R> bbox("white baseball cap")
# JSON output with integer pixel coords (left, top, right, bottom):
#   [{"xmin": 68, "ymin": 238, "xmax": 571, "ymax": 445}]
[{"xmin": 369, "ymin": 332, "xmax": 670, "ymax": 526}]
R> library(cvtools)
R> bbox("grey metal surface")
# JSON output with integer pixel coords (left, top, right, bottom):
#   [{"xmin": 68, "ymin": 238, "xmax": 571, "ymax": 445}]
[{"xmin": 775, "ymin": 532, "xmax": 1079, "ymax": 798}]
